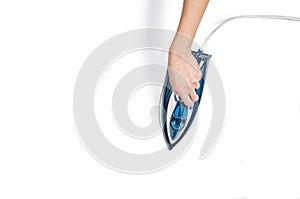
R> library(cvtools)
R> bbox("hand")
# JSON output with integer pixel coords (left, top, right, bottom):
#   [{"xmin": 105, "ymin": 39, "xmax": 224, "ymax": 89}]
[
  {"xmin": 167, "ymin": 49, "xmax": 202, "ymax": 107},
  {"xmin": 167, "ymin": 0, "xmax": 209, "ymax": 106}
]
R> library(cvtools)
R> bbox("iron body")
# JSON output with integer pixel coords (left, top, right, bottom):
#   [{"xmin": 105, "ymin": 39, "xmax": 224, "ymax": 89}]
[{"xmin": 160, "ymin": 49, "xmax": 211, "ymax": 150}]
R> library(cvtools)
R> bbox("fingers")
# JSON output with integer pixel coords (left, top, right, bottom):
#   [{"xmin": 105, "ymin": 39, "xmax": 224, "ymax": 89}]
[
  {"xmin": 191, "ymin": 81, "xmax": 200, "ymax": 89},
  {"xmin": 188, "ymin": 87, "xmax": 199, "ymax": 102},
  {"xmin": 179, "ymin": 92, "xmax": 198, "ymax": 107},
  {"xmin": 179, "ymin": 92, "xmax": 194, "ymax": 107},
  {"xmin": 176, "ymin": 84, "xmax": 199, "ymax": 107},
  {"xmin": 189, "ymin": 65, "xmax": 201, "ymax": 90}
]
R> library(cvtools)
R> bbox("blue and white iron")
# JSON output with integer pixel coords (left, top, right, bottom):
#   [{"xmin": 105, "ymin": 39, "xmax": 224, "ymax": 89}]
[
  {"xmin": 160, "ymin": 49, "xmax": 211, "ymax": 150},
  {"xmin": 158, "ymin": 14, "xmax": 300, "ymax": 150}
]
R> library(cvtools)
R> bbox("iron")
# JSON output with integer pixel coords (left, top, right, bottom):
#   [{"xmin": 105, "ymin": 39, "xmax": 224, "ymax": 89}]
[{"xmin": 160, "ymin": 49, "xmax": 212, "ymax": 150}]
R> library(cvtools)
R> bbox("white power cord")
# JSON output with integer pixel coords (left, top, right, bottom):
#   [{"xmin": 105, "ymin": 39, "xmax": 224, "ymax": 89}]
[{"xmin": 201, "ymin": 15, "xmax": 300, "ymax": 50}]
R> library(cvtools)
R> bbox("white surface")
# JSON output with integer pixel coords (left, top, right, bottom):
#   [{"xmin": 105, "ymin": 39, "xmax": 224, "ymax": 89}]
[{"xmin": 1, "ymin": 0, "xmax": 300, "ymax": 198}]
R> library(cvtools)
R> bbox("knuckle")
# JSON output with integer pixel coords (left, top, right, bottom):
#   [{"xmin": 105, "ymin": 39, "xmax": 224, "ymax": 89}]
[
  {"xmin": 196, "ymin": 71, "xmax": 202, "ymax": 79},
  {"xmin": 188, "ymin": 102, "xmax": 193, "ymax": 107},
  {"xmin": 191, "ymin": 77, "xmax": 199, "ymax": 83},
  {"xmin": 192, "ymin": 94, "xmax": 198, "ymax": 101},
  {"xmin": 184, "ymin": 100, "xmax": 193, "ymax": 107}
]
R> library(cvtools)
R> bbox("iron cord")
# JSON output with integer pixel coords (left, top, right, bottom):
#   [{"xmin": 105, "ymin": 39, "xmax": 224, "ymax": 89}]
[{"xmin": 201, "ymin": 15, "xmax": 300, "ymax": 50}]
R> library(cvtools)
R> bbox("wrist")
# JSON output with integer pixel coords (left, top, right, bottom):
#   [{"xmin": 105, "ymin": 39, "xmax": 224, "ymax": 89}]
[{"xmin": 169, "ymin": 32, "xmax": 193, "ymax": 57}]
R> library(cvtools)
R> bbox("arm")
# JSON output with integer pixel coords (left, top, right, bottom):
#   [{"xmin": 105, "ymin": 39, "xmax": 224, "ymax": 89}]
[
  {"xmin": 177, "ymin": 0, "xmax": 209, "ymax": 41},
  {"xmin": 168, "ymin": 0, "xmax": 210, "ymax": 107}
]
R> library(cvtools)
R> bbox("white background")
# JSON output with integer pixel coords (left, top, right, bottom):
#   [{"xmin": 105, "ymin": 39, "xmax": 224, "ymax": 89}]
[{"xmin": 1, "ymin": 0, "xmax": 300, "ymax": 198}]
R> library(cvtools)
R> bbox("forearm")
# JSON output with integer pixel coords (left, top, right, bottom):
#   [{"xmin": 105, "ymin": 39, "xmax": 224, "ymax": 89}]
[
  {"xmin": 178, "ymin": 0, "xmax": 209, "ymax": 39},
  {"xmin": 171, "ymin": 0, "xmax": 210, "ymax": 52}
]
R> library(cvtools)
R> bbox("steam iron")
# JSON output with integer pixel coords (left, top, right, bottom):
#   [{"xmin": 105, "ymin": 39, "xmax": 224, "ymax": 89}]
[{"xmin": 160, "ymin": 49, "xmax": 211, "ymax": 150}]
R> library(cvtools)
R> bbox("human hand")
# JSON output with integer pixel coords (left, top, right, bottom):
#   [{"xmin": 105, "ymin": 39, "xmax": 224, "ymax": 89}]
[{"xmin": 168, "ymin": 47, "xmax": 202, "ymax": 107}]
